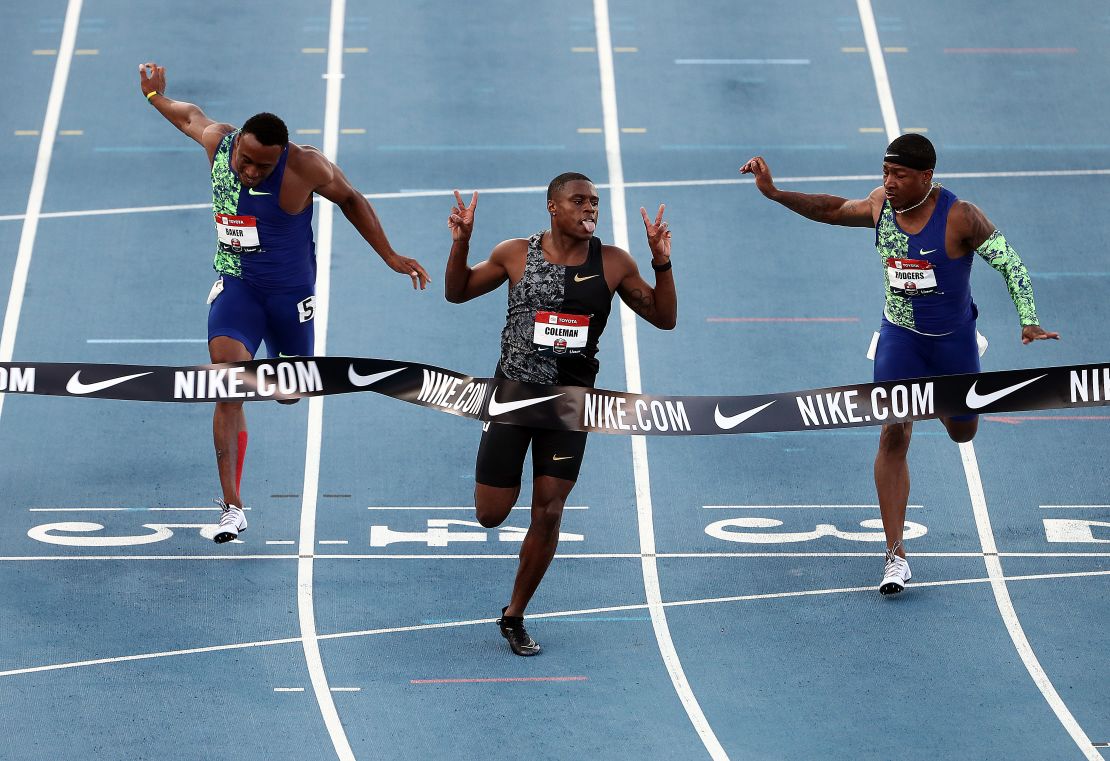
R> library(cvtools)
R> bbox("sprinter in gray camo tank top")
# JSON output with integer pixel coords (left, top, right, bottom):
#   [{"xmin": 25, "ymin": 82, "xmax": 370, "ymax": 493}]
[{"xmin": 444, "ymin": 173, "xmax": 677, "ymax": 656}]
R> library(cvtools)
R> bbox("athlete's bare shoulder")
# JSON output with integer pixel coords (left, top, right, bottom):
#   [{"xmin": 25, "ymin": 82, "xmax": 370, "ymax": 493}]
[
  {"xmin": 490, "ymin": 237, "xmax": 529, "ymax": 262},
  {"xmin": 286, "ymin": 142, "xmax": 333, "ymax": 183},
  {"xmin": 201, "ymin": 122, "xmax": 236, "ymax": 162},
  {"xmin": 600, "ymin": 243, "xmax": 636, "ymax": 276}
]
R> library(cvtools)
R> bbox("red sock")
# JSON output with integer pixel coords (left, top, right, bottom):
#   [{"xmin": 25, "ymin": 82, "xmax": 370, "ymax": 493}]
[{"xmin": 236, "ymin": 431, "xmax": 248, "ymax": 493}]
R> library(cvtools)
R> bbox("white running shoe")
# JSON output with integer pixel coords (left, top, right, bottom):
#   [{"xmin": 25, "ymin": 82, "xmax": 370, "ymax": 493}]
[
  {"xmin": 879, "ymin": 543, "xmax": 911, "ymax": 595},
  {"xmin": 213, "ymin": 499, "xmax": 248, "ymax": 544}
]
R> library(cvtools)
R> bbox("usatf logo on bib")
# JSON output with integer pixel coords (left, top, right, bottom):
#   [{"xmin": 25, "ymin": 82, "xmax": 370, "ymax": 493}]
[{"xmin": 533, "ymin": 311, "xmax": 589, "ymax": 355}]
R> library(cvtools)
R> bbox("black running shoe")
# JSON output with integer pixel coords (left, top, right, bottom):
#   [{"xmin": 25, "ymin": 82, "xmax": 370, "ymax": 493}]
[{"xmin": 496, "ymin": 607, "xmax": 541, "ymax": 656}]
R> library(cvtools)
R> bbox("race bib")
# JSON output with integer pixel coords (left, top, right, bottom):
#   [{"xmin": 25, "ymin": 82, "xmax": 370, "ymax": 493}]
[
  {"xmin": 215, "ymin": 213, "xmax": 262, "ymax": 254},
  {"xmin": 533, "ymin": 311, "xmax": 589, "ymax": 355},
  {"xmin": 886, "ymin": 258, "xmax": 937, "ymax": 297}
]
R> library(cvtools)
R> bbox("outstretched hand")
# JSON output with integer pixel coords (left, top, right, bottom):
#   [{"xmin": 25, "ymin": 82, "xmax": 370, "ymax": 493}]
[
  {"xmin": 138, "ymin": 62, "xmax": 166, "ymax": 97},
  {"xmin": 640, "ymin": 204, "xmax": 671, "ymax": 263},
  {"xmin": 1022, "ymin": 324, "xmax": 1060, "ymax": 344},
  {"xmin": 740, "ymin": 156, "xmax": 777, "ymax": 198},
  {"xmin": 387, "ymin": 254, "xmax": 431, "ymax": 290},
  {"xmin": 448, "ymin": 190, "xmax": 477, "ymax": 242}
]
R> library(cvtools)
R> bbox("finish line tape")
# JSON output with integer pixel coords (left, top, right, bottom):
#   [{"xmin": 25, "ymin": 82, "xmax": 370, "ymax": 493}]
[{"xmin": 0, "ymin": 357, "xmax": 1107, "ymax": 436}]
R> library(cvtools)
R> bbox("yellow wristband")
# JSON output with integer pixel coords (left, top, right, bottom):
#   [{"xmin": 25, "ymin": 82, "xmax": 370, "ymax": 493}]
[{"xmin": 145, "ymin": 90, "xmax": 160, "ymax": 101}]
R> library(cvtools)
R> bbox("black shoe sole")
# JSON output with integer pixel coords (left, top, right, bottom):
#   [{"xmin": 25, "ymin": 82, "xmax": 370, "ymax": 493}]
[
  {"xmin": 213, "ymin": 527, "xmax": 245, "ymax": 544},
  {"xmin": 879, "ymin": 582, "xmax": 905, "ymax": 595}
]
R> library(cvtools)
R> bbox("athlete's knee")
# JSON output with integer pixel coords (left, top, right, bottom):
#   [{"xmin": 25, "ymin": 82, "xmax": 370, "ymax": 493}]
[
  {"xmin": 215, "ymin": 400, "xmax": 245, "ymax": 413},
  {"xmin": 474, "ymin": 484, "xmax": 518, "ymax": 528},
  {"xmin": 944, "ymin": 417, "xmax": 978, "ymax": 443},
  {"xmin": 530, "ymin": 497, "xmax": 565, "ymax": 536},
  {"xmin": 877, "ymin": 423, "xmax": 911, "ymax": 455}
]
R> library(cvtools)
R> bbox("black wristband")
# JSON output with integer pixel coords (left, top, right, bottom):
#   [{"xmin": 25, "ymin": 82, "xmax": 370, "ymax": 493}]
[{"xmin": 651, "ymin": 259, "xmax": 672, "ymax": 273}]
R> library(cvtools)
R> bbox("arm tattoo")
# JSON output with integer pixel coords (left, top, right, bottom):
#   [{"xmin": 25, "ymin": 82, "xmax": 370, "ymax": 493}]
[
  {"xmin": 626, "ymin": 286, "xmax": 656, "ymax": 320},
  {"xmin": 975, "ymin": 230, "xmax": 1040, "ymax": 326}
]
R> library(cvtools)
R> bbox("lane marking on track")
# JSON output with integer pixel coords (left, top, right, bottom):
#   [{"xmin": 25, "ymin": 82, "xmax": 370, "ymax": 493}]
[
  {"xmin": 86, "ymin": 338, "xmax": 206, "ymax": 343},
  {"xmin": 707, "ymin": 316, "xmax": 859, "ymax": 323},
  {"xmin": 593, "ymin": 2, "xmax": 727, "ymax": 759},
  {"xmin": 366, "ymin": 505, "xmax": 588, "ymax": 510},
  {"xmin": 0, "ymin": 0, "xmax": 83, "ymax": 428},
  {"xmin": 703, "ymin": 503, "xmax": 924, "ymax": 509},
  {"xmin": 3, "ymin": 168, "xmax": 1108, "ymax": 223},
  {"xmin": 411, "ymin": 677, "xmax": 587, "ymax": 684},
  {"xmin": 295, "ymin": 1, "xmax": 354, "ymax": 758},
  {"xmin": 675, "ymin": 58, "xmax": 809, "ymax": 65},
  {"xmin": 4, "ymin": 568, "xmax": 1106, "ymax": 680},
  {"xmin": 7, "ymin": 551, "xmax": 1110, "ymax": 561}
]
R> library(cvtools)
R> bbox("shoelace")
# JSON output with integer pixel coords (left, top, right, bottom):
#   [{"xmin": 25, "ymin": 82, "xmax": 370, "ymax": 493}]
[{"xmin": 884, "ymin": 540, "xmax": 905, "ymax": 575}]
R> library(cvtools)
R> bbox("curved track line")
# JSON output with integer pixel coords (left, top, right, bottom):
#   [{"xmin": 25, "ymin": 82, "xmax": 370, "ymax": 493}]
[
  {"xmin": 296, "ymin": 2, "xmax": 355, "ymax": 759},
  {"xmin": 592, "ymin": 1, "xmax": 728, "ymax": 758},
  {"xmin": 4, "ymin": 568, "xmax": 1107, "ymax": 680}
]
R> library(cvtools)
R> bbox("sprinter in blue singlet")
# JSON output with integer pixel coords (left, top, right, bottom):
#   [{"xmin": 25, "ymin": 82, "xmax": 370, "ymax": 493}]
[
  {"xmin": 140, "ymin": 62, "xmax": 431, "ymax": 544},
  {"xmin": 741, "ymin": 135, "xmax": 1058, "ymax": 595}
]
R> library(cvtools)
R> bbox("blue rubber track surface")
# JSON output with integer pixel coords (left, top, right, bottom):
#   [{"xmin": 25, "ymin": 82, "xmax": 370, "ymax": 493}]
[{"xmin": 0, "ymin": 2, "xmax": 1107, "ymax": 760}]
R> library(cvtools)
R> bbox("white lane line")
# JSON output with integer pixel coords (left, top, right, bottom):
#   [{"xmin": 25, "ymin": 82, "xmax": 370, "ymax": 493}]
[
  {"xmin": 702, "ymin": 504, "xmax": 925, "ymax": 509},
  {"xmin": 5, "ymin": 551, "xmax": 1110, "ymax": 562},
  {"xmin": 593, "ymin": 2, "xmax": 727, "ymax": 759},
  {"xmin": 0, "ymin": 0, "xmax": 83, "ymax": 426},
  {"xmin": 6, "ymin": 568, "xmax": 1105, "ymax": 680},
  {"xmin": 675, "ymin": 58, "xmax": 809, "ymax": 65},
  {"xmin": 274, "ymin": 687, "xmax": 306, "ymax": 692},
  {"xmin": 856, "ymin": 0, "xmax": 900, "ymax": 137},
  {"xmin": 960, "ymin": 443, "xmax": 1101, "ymax": 760},
  {"xmin": 366, "ymin": 505, "xmax": 589, "ymax": 510},
  {"xmin": 86, "ymin": 338, "xmax": 207, "ymax": 344},
  {"xmin": 3, "ymin": 169, "xmax": 1107, "ymax": 223},
  {"xmin": 1040, "ymin": 505, "xmax": 1110, "ymax": 509},
  {"xmin": 857, "ymin": 1, "xmax": 1100, "ymax": 755},
  {"xmin": 297, "ymin": 2, "xmax": 354, "ymax": 759}
]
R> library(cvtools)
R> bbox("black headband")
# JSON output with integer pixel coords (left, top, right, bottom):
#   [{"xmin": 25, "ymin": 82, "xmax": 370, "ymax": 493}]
[{"xmin": 883, "ymin": 151, "xmax": 934, "ymax": 171}]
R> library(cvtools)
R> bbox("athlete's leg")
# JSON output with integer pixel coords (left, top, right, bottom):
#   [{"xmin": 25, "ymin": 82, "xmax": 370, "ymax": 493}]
[
  {"xmin": 872, "ymin": 321, "xmax": 926, "ymax": 560},
  {"xmin": 209, "ymin": 336, "xmax": 252, "ymax": 507},
  {"xmin": 875, "ymin": 421, "xmax": 912, "ymax": 556},
  {"xmin": 262, "ymin": 285, "xmax": 315, "ymax": 405},
  {"xmin": 207, "ymin": 276, "xmax": 265, "ymax": 511},
  {"xmin": 504, "ymin": 474, "xmax": 576, "ymax": 617},
  {"xmin": 474, "ymin": 422, "xmax": 530, "ymax": 528}
]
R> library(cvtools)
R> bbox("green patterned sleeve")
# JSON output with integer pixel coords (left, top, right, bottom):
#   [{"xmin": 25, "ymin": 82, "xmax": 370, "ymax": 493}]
[{"xmin": 974, "ymin": 230, "xmax": 1039, "ymax": 326}]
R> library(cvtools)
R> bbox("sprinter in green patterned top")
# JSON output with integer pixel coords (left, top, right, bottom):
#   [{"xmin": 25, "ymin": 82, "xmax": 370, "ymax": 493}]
[
  {"xmin": 139, "ymin": 61, "xmax": 430, "ymax": 544},
  {"xmin": 741, "ymin": 134, "xmax": 1058, "ymax": 595}
]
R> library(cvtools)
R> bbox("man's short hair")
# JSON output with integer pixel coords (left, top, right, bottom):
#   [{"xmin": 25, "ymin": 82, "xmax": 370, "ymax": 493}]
[
  {"xmin": 547, "ymin": 172, "xmax": 594, "ymax": 200},
  {"xmin": 884, "ymin": 134, "xmax": 936, "ymax": 171},
  {"xmin": 242, "ymin": 112, "xmax": 289, "ymax": 147}
]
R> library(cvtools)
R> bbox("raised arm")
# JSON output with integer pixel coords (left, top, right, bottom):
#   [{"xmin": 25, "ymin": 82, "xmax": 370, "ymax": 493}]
[
  {"xmin": 740, "ymin": 156, "xmax": 877, "ymax": 227},
  {"xmin": 953, "ymin": 201, "xmax": 1059, "ymax": 344},
  {"xmin": 445, "ymin": 191, "xmax": 512, "ymax": 303},
  {"xmin": 138, "ymin": 63, "xmax": 229, "ymax": 157},
  {"xmin": 615, "ymin": 204, "xmax": 677, "ymax": 330},
  {"xmin": 311, "ymin": 153, "xmax": 429, "ymax": 289}
]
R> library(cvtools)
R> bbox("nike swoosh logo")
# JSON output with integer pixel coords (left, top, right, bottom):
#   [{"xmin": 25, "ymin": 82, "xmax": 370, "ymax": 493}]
[
  {"xmin": 247, "ymin": 188, "xmax": 271, "ymax": 196},
  {"xmin": 919, "ymin": 249, "xmax": 937, "ymax": 256},
  {"xmin": 348, "ymin": 365, "xmax": 406, "ymax": 387},
  {"xmin": 66, "ymin": 371, "xmax": 152, "ymax": 395},
  {"xmin": 552, "ymin": 455, "xmax": 574, "ymax": 461},
  {"xmin": 965, "ymin": 374, "xmax": 1046, "ymax": 410},
  {"xmin": 573, "ymin": 273, "xmax": 600, "ymax": 283},
  {"xmin": 487, "ymin": 389, "xmax": 563, "ymax": 417},
  {"xmin": 713, "ymin": 400, "xmax": 776, "ymax": 430}
]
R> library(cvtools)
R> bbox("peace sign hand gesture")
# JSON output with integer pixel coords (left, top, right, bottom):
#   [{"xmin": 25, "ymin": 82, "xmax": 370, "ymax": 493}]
[
  {"xmin": 640, "ymin": 204, "xmax": 671, "ymax": 264},
  {"xmin": 449, "ymin": 190, "xmax": 478, "ymax": 242}
]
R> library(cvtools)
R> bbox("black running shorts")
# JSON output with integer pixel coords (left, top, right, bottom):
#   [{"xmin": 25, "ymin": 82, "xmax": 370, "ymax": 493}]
[{"xmin": 475, "ymin": 422, "xmax": 589, "ymax": 487}]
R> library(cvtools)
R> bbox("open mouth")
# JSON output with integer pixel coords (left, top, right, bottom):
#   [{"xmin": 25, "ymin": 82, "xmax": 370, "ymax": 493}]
[{"xmin": 582, "ymin": 219, "xmax": 596, "ymax": 233}]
